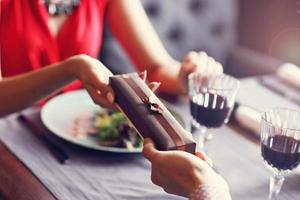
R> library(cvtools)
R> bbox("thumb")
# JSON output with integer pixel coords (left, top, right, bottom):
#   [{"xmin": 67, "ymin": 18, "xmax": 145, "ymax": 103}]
[
  {"xmin": 143, "ymin": 138, "xmax": 159, "ymax": 162},
  {"xmin": 89, "ymin": 75, "xmax": 115, "ymax": 104}
]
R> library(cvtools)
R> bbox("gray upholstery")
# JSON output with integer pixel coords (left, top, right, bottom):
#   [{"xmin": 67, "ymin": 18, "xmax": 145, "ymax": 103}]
[{"xmin": 100, "ymin": 0, "xmax": 238, "ymax": 74}]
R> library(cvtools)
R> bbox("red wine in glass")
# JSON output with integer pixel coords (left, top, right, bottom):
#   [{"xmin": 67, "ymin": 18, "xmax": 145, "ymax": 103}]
[
  {"xmin": 190, "ymin": 93, "xmax": 230, "ymax": 128},
  {"xmin": 261, "ymin": 108, "xmax": 300, "ymax": 200},
  {"xmin": 188, "ymin": 73, "xmax": 240, "ymax": 153},
  {"xmin": 262, "ymin": 135, "xmax": 300, "ymax": 171}
]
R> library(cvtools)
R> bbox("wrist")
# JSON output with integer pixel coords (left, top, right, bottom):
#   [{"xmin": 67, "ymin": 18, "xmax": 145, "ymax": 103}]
[
  {"xmin": 63, "ymin": 54, "xmax": 87, "ymax": 79},
  {"xmin": 149, "ymin": 61, "xmax": 185, "ymax": 95}
]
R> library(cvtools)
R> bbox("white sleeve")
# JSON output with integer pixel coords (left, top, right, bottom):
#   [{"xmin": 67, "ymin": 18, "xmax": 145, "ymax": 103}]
[{"xmin": 189, "ymin": 183, "xmax": 232, "ymax": 200}]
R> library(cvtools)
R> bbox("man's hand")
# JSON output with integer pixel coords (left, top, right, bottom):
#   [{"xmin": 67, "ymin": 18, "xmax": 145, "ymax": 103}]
[{"xmin": 143, "ymin": 138, "xmax": 227, "ymax": 198}]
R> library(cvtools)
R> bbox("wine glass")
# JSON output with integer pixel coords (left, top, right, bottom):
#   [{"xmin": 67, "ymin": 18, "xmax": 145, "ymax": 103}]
[
  {"xmin": 261, "ymin": 108, "xmax": 300, "ymax": 200},
  {"xmin": 188, "ymin": 73, "xmax": 240, "ymax": 151}
]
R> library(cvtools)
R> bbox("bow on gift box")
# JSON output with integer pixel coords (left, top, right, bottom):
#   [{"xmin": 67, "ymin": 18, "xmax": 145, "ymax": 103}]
[{"xmin": 142, "ymin": 95, "xmax": 164, "ymax": 114}]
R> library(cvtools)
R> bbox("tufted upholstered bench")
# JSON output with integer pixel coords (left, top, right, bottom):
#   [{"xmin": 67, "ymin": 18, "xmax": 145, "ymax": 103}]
[{"xmin": 100, "ymin": 0, "xmax": 283, "ymax": 77}]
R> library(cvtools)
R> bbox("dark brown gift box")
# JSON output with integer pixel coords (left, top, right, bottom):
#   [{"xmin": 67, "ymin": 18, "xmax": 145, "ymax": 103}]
[{"xmin": 109, "ymin": 73, "xmax": 196, "ymax": 154}]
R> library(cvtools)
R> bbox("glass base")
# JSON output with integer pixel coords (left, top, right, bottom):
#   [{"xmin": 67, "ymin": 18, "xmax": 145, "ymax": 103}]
[{"xmin": 263, "ymin": 162, "xmax": 291, "ymax": 200}]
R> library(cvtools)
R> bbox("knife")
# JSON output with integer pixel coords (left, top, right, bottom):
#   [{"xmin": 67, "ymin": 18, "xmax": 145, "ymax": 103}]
[{"xmin": 18, "ymin": 114, "xmax": 69, "ymax": 164}]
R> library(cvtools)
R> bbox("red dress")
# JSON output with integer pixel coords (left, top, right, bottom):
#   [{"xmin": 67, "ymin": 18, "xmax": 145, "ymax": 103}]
[{"xmin": 0, "ymin": 0, "xmax": 107, "ymax": 92}]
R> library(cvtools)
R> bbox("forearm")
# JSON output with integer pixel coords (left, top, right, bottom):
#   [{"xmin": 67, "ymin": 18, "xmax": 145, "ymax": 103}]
[
  {"xmin": 106, "ymin": 0, "xmax": 182, "ymax": 94},
  {"xmin": 0, "ymin": 58, "xmax": 76, "ymax": 117},
  {"xmin": 148, "ymin": 61, "xmax": 183, "ymax": 94}
]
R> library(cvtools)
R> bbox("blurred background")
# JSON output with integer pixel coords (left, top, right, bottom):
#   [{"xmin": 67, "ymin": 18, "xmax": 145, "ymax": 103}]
[{"xmin": 100, "ymin": 0, "xmax": 300, "ymax": 77}]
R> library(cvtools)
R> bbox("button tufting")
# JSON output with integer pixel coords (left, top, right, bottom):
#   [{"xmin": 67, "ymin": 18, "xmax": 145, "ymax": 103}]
[
  {"xmin": 211, "ymin": 21, "xmax": 225, "ymax": 37},
  {"xmin": 144, "ymin": 2, "xmax": 160, "ymax": 17},
  {"xmin": 189, "ymin": 0, "xmax": 206, "ymax": 14},
  {"xmin": 168, "ymin": 25, "xmax": 184, "ymax": 42}
]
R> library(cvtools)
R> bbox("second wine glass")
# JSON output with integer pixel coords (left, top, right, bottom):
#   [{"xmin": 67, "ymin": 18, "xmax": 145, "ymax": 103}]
[
  {"xmin": 188, "ymin": 72, "xmax": 240, "ymax": 151},
  {"xmin": 261, "ymin": 108, "xmax": 300, "ymax": 200}
]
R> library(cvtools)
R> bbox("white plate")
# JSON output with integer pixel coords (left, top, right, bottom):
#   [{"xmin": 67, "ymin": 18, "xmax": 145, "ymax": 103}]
[
  {"xmin": 41, "ymin": 90, "xmax": 185, "ymax": 153},
  {"xmin": 41, "ymin": 90, "xmax": 142, "ymax": 153}
]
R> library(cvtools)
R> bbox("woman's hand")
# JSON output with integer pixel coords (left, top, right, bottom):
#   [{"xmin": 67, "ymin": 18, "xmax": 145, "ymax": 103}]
[
  {"xmin": 179, "ymin": 51, "xmax": 223, "ymax": 92},
  {"xmin": 66, "ymin": 55, "xmax": 115, "ymax": 108},
  {"xmin": 143, "ymin": 138, "xmax": 228, "ymax": 198}
]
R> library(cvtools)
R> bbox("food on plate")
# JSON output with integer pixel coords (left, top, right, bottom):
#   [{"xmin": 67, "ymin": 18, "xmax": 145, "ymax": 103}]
[{"xmin": 92, "ymin": 110, "xmax": 143, "ymax": 149}]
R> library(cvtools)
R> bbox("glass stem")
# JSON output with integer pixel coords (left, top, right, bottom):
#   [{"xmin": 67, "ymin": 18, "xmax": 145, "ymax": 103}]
[
  {"xmin": 191, "ymin": 124, "xmax": 209, "ymax": 153},
  {"xmin": 197, "ymin": 126, "xmax": 207, "ymax": 151},
  {"xmin": 268, "ymin": 174, "xmax": 284, "ymax": 200}
]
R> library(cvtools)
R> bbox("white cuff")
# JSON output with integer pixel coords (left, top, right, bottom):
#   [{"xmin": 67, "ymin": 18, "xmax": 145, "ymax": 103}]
[{"xmin": 189, "ymin": 183, "xmax": 231, "ymax": 200}]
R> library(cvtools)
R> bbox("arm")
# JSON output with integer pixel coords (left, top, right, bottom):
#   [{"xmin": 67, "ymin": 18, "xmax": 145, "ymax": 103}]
[
  {"xmin": 106, "ymin": 0, "xmax": 180, "ymax": 93},
  {"xmin": 106, "ymin": 0, "xmax": 222, "ymax": 94},
  {"xmin": 0, "ymin": 55, "xmax": 114, "ymax": 117},
  {"xmin": 0, "ymin": 59, "xmax": 74, "ymax": 116}
]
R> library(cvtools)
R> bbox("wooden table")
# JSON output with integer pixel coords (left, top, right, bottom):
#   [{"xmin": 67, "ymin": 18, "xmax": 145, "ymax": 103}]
[
  {"xmin": 0, "ymin": 76, "xmax": 299, "ymax": 200},
  {"xmin": 0, "ymin": 143, "xmax": 56, "ymax": 200}
]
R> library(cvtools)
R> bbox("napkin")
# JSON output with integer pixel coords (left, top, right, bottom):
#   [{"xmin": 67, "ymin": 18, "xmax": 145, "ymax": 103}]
[
  {"xmin": 277, "ymin": 63, "xmax": 300, "ymax": 89},
  {"xmin": 233, "ymin": 105, "xmax": 261, "ymax": 136}
]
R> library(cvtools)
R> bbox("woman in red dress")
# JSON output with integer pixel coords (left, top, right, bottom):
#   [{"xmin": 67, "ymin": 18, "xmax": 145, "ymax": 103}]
[
  {"xmin": 0, "ymin": 0, "xmax": 222, "ymax": 116},
  {"xmin": 0, "ymin": 1, "xmax": 229, "ymax": 198}
]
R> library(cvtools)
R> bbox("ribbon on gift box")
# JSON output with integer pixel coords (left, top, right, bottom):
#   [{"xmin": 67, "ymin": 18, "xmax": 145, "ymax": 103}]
[{"xmin": 122, "ymin": 74, "xmax": 186, "ymax": 150}]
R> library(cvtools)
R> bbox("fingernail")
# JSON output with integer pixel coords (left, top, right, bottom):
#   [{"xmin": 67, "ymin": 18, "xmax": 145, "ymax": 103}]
[
  {"xmin": 195, "ymin": 152, "xmax": 205, "ymax": 160},
  {"xmin": 149, "ymin": 82, "xmax": 161, "ymax": 92},
  {"xmin": 106, "ymin": 92, "xmax": 114, "ymax": 104},
  {"xmin": 139, "ymin": 70, "xmax": 147, "ymax": 81}
]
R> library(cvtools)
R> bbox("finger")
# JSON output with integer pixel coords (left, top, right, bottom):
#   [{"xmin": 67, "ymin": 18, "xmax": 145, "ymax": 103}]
[
  {"xmin": 106, "ymin": 91, "xmax": 115, "ymax": 104},
  {"xmin": 215, "ymin": 62, "xmax": 223, "ymax": 74},
  {"xmin": 197, "ymin": 51, "xmax": 209, "ymax": 73},
  {"xmin": 206, "ymin": 57, "xmax": 216, "ymax": 77},
  {"xmin": 148, "ymin": 82, "xmax": 161, "ymax": 92},
  {"xmin": 182, "ymin": 52, "xmax": 198, "ymax": 73},
  {"xmin": 195, "ymin": 151, "xmax": 206, "ymax": 160},
  {"xmin": 85, "ymin": 84, "xmax": 114, "ymax": 109},
  {"xmin": 143, "ymin": 138, "xmax": 159, "ymax": 162},
  {"xmin": 195, "ymin": 151, "xmax": 214, "ymax": 167},
  {"xmin": 182, "ymin": 52, "xmax": 199, "ymax": 72},
  {"xmin": 184, "ymin": 51, "xmax": 199, "ymax": 65},
  {"xmin": 183, "ymin": 63, "xmax": 197, "ymax": 74},
  {"xmin": 139, "ymin": 70, "xmax": 147, "ymax": 81},
  {"xmin": 88, "ymin": 72, "xmax": 115, "ymax": 100},
  {"xmin": 94, "ymin": 85, "xmax": 115, "ymax": 107},
  {"xmin": 144, "ymin": 138, "xmax": 154, "ymax": 146},
  {"xmin": 93, "ymin": 81, "xmax": 115, "ymax": 104}
]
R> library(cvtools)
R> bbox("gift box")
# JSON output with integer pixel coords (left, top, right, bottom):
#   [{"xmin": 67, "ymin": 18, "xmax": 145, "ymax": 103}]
[{"xmin": 109, "ymin": 73, "xmax": 196, "ymax": 154}]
